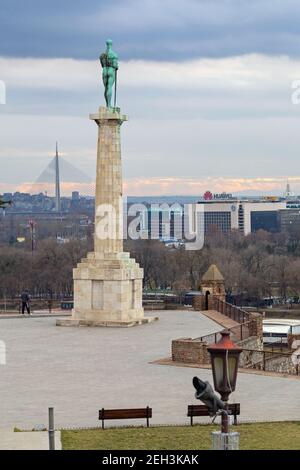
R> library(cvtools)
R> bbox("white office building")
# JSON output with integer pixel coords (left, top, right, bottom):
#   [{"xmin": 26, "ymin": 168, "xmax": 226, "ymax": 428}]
[{"xmin": 191, "ymin": 197, "xmax": 287, "ymax": 236}]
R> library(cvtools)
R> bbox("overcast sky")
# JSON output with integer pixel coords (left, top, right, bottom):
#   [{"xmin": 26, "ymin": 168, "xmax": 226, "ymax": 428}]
[{"xmin": 1, "ymin": 0, "xmax": 300, "ymax": 195}]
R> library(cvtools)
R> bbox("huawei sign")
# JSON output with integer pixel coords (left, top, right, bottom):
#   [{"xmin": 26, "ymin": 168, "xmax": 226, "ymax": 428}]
[
  {"xmin": 203, "ymin": 191, "xmax": 213, "ymax": 201},
  {"xmin": 203, "ymin": 191, "xmax": 233, "ymax": 200}
]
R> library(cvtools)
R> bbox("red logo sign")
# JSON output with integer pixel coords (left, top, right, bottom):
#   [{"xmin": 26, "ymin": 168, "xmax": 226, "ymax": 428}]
[{"xmin": 204, "ymin": 191, "xmax": 213, "ymax": 201}]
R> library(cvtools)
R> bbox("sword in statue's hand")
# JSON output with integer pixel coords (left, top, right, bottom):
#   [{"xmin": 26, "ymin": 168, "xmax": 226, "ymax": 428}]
[{"xmin": 114, "ymin": 69, "xmax": 118, "ymax": 109}]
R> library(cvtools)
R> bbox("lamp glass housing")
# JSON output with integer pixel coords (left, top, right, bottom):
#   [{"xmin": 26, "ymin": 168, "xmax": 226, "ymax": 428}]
[
  {"xmin": 213, "ymin": 356, "xmax": 224, "ymax": 389},
  {"xmin": 227, "ymin": 356, "xmax": 237, "ymax": 388},
  {"xmin": 207, "ymin": 331, "xmax": 242, "ymax": 398}
]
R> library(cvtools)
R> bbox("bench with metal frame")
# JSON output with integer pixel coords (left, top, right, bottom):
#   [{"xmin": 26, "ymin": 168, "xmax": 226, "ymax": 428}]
[
  {"xmin": 99, "ymin": 407, "xmax": 152, "ymax": 429},
  {"xmin": 187, "ymin": 403, "xmax": 240, "ymax": 426}
]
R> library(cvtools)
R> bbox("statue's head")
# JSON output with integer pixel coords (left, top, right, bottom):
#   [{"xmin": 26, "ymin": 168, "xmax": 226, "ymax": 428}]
[{"xmin": 106, "ymin": 38, "xmax": 113, "ymax": 48}]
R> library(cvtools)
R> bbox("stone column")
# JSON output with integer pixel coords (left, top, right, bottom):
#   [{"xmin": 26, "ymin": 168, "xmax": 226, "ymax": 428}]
[
  {"xmin": 57, "ymin": 107, "xmax": 158, "ymax": 327},
  {"xmin": 92, "ymin": 107, "xmax": 126, "ymax": 254}
]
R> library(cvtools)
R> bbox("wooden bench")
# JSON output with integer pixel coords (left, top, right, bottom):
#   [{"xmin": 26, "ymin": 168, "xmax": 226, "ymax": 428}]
[
  {"xmin": 187, "ymin": 403, "xmax": 240, "ymax": 426},
  {"xmin": 99, "ymin": 407, "xmax": 152, "ymax": 429}
]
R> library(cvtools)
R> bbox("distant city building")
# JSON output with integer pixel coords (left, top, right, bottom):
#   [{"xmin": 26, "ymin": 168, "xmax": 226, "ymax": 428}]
[
  {"xmin": 3, "ymin": 193, "xmax": 12, "ymax": 202},
  {"xmin": 127, "ymin": 203, "xmax": 184, "ymax": 241},
  {"xmin": 286, "ymin": 198, "xmax": 300, "ymax": 209},
  {"xmin": 278, "ymin": 208, "xmax": 300, "ymax": 232},
  {"xmin": 126, "ymin": 196, "xmax": 291, "ymax": 241},
  {"xmin": 191, "ymin": 195, "xmax": 287, "ymax": 236},
  {"xmin": 284, "ymin": 180, "xmax": 294, "ymax": 199},
  {"xmin": 4, "ymin": 191, "xmax": 300, "ymax": 245},
  {"xmin": 3, "ymin": 191, "xmax": 94, "ymax": 215},
  {"xmin": 72, "ymin": 191, "xmax": 80, "ymax": 201}
]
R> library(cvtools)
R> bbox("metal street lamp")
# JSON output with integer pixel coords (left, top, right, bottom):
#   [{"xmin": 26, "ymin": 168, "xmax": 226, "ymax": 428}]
[{"xmin": 207, "ymin": 330, "xmax": 242, "ymax": 434}]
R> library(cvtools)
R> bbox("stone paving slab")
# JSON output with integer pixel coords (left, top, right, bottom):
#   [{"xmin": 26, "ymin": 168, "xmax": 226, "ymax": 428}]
[
  {"xmin": 0, "ymin": 311, "xmax": 299, "ymax": 429},
  {"xmin": 0, "ymin": 430, "xmax": 61, "ymax": 450}
]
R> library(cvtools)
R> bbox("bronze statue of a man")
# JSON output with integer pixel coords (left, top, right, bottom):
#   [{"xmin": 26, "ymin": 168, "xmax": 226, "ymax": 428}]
[{"xmin": 100, "ymin": 39, "xmax": 118, "ymax": 108}]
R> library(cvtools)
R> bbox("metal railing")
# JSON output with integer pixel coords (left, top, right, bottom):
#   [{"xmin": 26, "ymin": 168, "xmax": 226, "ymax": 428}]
[
  {"xmin": 263, "ymin": 335, "xmax": 289, "ymax": 352},
  {"xmin": 213, "ymin": 298, "xmax": 251, "ymax": 324},
  {"xmin": 195, "ymin": 297, "xmax": 262, "ymax": 343},
  {"xmin": 0, "ymin": 299, "xmax": 61, "ymax": 314},
  {"xmin": 241, "ymin": 348, "xmax": 299, "ymax": 376},
  {"xmin": 194, "ymin": 295, "xmax": 298, "ymax": 376},
  {"xmin": 196, "ymin": 320, "xmax": 253, "ymax": 344}
]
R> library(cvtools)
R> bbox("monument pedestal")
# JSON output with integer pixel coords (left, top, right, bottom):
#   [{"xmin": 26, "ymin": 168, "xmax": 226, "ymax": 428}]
[
  {"xmin": 57, "ymin": 107, "xmax": 158, "ymax": 327},
  {"xmin": 57, "ymin": 251, "xmax": 156, "ymax": 327}
]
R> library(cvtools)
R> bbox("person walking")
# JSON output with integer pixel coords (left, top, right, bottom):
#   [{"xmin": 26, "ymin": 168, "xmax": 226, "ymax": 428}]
[{"xmin": 21, "ymin": 291, "xmax": 31, "ymax": 315}]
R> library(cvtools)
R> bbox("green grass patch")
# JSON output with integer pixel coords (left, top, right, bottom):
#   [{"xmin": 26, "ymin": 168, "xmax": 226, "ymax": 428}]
[{"xmin": 62, "ymin": 422, "xmax": 300, "ymax": 450}]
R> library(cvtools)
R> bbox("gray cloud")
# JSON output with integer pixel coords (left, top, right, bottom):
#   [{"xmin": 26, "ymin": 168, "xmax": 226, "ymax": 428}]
[
  {"xmin": 1, "ymin": 1, "xmax": 300, "ymax": 195},
  {"xmin": 1, "ymin": 0, "xmax": 300, "ymax": 60},
  {"xmin": 1, "ymin": 54, "xmax": 300, "ymax": 193}
]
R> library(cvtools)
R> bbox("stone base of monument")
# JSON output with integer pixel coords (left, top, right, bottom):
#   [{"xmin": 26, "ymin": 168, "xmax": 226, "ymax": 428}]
[
  {"xmin": 56, "ymin": 318, "xmax": 158, "ymax": 328},
  {"xmin": 56, "ymin": 251, "xmax": 158, "ymax": 328}
]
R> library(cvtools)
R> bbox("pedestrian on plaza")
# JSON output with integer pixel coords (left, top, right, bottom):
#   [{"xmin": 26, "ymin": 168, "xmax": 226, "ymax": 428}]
[{"xmin": 21, "ymin": 290, "xmax": 31, "ymax": 315}]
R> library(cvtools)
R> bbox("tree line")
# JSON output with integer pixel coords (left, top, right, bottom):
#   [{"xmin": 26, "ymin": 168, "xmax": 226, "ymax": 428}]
[
  {"xmin": 126, "ymin": 229, "xmax": 300, "ymax": 302},
  {"xmin": 1, "ymin": 228, "xmax": 300, "ymax": 301}
]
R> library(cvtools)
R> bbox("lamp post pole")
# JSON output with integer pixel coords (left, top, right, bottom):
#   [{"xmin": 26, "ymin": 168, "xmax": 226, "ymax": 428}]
[
  {"xmin": 207, "ymin": 330, "xmax": 242, "ymax": 448},
  {"xmin": 193, "ymin": 330, "xmax": 242, "ymax": 449},
  {"xmin": 221, "ymin": 407, "xmax": 229, "ymax": 434},
  {"xmin": 219, "ymin": 389, "xmax": 230, "ymax": 434}
]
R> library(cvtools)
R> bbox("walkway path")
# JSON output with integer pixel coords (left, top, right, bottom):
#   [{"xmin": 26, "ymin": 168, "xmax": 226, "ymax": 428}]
[
  {"xmin": 0, "ymin": 311, "xmax": 71, "ymax": 319},
  {"xmin": 0, "ymin": 429, "xmax": 61, "ymax": 450},
  {"xmin": 0, "ymin": 311, "xmax": 299, "ymax": 430},
  {"xmin": 199, "ymin": 309, "xmax": 239, "ymax": 329}
]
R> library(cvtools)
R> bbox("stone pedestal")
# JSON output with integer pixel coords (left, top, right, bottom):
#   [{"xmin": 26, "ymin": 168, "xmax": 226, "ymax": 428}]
[{"xmin": 57, "ymin": 107, "xmax": 157, "ymax": 327}]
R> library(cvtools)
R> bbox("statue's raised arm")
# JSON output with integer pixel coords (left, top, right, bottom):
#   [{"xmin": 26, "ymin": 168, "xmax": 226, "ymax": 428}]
[{"xmin": 100, "ymin": 39, "xmax": 118, "ymax": 108}]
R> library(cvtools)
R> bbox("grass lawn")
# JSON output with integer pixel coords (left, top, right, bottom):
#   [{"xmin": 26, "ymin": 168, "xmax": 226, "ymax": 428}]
[{"xmin": 62, "ymin": 422, "xmax": 300, "ymax": 450}]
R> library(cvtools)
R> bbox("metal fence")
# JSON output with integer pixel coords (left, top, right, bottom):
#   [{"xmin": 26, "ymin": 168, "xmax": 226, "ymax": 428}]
[
  {"xmin": 196, "ymin": 320, "xmax": 252, "ymax": 344},
  {"xmin": 263, "ymin": 334, "xmax": 289, "ymax": 351},
  {"xmin": 241, "ymin": 348, "xmax": 299, "ymax": 376},
  {"xmin": 213, "ymin": 298, "xmax": 251, "ymax": 324},
  {"xmin": 0, "ymin": 298, "xmax": 63, "ymax": 313}
]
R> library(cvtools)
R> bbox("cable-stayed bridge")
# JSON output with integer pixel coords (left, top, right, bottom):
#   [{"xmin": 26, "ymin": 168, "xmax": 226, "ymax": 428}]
[
  {"xmin": 22, "ymin": 146, "xmax": 95, "ymax": 202},
  {"xmin": 36, "ymin": 155, "xmax": 92, "ymax": 185}
]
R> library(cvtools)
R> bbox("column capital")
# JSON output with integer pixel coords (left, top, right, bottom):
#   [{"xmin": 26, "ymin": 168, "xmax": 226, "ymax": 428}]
[{"xmin": 90, "ymin": 106, "xmax": 128, "ymax": 125}]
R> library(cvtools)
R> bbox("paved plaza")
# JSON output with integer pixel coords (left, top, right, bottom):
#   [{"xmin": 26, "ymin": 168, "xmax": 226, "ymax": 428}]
[
  {"xmin": 0, "ymin": 430, "xmax": 61, "ymax": 450},
  {"xmin": 0, "ymin": 310, "xmax": 299, "ymax": 431}
]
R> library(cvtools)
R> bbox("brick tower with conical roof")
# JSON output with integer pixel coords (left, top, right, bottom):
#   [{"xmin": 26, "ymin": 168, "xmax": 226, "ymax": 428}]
[{"xmin": 200, "ymin": 264, "xmax": 226, "ymax": 301}]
